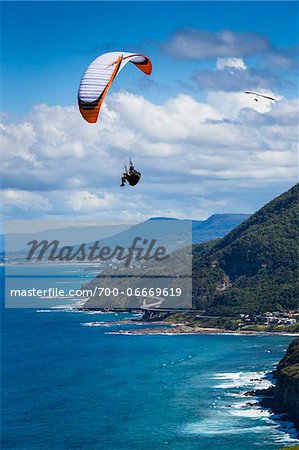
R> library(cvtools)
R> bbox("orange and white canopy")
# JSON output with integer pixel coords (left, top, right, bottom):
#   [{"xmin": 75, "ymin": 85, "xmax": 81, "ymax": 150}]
[{"xmin": 78, "ymin": 51, "xmax": 152, "ymax": 123}]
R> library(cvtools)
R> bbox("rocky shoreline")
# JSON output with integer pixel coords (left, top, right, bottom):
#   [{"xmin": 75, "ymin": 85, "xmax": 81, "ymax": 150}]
[
  {"xmin": 247, "ymin": 339, "xmax": 299, "ymax": 433},
  {"xmin": 107, "ymin": 324, "xmax": 258, "ymax": 335},
  {"xmin": 103, "ymin": 318, "xmax": 299, "ymax": 336}
]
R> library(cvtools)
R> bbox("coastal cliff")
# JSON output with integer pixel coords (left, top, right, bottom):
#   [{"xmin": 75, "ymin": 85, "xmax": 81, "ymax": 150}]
[{"xmin": 271, "ymin": 338, "xmax": 299, "ymax": 429}]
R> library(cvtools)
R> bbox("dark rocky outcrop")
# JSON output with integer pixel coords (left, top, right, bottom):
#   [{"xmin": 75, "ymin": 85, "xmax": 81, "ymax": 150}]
[
  {"xmin": 272, "ymin": 338, "xmax": 299, "ymax": 429},
  {"xmin": 260, "ymin": 339, "xmax": 299, "ymax": 432}
]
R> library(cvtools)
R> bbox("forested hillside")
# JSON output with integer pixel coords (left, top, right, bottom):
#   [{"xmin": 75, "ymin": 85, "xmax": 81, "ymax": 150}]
[{"xmin": 192, "ymin": 184, "xmax": 299, "ymax": 315}]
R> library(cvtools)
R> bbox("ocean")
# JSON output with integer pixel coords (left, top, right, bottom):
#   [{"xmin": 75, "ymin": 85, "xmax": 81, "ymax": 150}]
[{"xmin": 1, "ymin": 265, "xmax": 299, "ymax": 450}]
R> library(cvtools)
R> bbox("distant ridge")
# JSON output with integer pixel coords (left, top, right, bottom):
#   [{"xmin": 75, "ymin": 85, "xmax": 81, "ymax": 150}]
[
  {"xmin": 148, "ymin": 217, "xmax": 178, "ymax": 221},
  {"xmin": 4, "ymin": 214, "xmax": 249, "ymax": 258},
  {"xmin": 84, "ymin": 214, "xmax": 249, "ymax": 249},
  {"xmin": 3, "ymin": 224, "xmax": 131, "ymax": 253}
]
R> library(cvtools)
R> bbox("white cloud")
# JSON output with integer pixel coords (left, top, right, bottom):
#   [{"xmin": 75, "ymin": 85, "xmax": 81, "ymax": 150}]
[
  {"xmin": 0, "ymin": 122, "xmax": 37, "ymax": 165},
  {"xmin": 216, "ymin": 58, "xmax": 247, "ymax": 71},
  {"xmin": 65, "ymin": 191, "xmax": 116, "ymax": 213},
  {"xmin": 264, "ymin": 48, "xmax": 298, "ymax": 70},
  {"xmin": 163, "ymin": 29, "xmax": 270, "ymax": 60},
  {"xmin": 0, "ymin": 92, "xmax": 298, "ymax": 220},
  {"xmin": 207, "ymin": 91, "xmax": 279, "ymax": 118},
  {"xmin": 0, "ymin": 189, "xmax": 52, "ymax": 213},
  {"xmin": 192, "ymin": 66, "xmax": 281, "ymax": 93}
]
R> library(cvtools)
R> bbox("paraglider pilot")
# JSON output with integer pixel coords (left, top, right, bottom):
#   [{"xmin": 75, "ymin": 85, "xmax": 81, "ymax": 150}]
[{"xmin": 121, "ymin": 160, "xmax": 141, "ymax": 187}]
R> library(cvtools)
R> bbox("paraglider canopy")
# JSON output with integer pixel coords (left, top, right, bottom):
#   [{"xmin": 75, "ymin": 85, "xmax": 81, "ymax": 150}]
[{"xmin": 78, "ymin": 52, "xmax": 152, "ymax": 123}]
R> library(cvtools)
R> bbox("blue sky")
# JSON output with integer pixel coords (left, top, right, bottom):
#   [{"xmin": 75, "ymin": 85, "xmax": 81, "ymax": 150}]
[
  {"xmin": 1, "ymin": 1, "xmax": 298, "ymax": 112},
  {"xmin": 1, "ymin": 1, "xmax": 298, "ymax": 225}
]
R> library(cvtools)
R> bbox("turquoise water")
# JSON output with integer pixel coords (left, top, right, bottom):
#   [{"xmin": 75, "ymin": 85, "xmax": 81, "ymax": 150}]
[{"xmin": 1, "ymin": 265, "xmax": 299, "ymax": 449}]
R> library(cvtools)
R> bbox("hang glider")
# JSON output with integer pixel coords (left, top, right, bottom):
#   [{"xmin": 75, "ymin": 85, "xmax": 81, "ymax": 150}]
[{"xmin": 245, "ymin": 91, "xmax": 276, "ymax": 102}]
